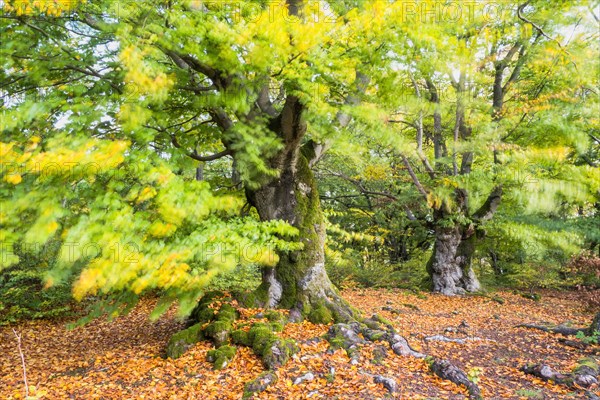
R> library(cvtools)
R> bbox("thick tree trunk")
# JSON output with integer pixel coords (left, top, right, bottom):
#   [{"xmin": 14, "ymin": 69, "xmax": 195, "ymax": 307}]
[
  {"xmin": 245, "ymin": 97, "xmax": 355, "ymax": 323},
  {"xmin": 426, "ymin": 187, "xmax": 502, "ymax": 295},
  {"xmin": 428, "ymin": 224, "xmax": 481, "ymax": 295}
]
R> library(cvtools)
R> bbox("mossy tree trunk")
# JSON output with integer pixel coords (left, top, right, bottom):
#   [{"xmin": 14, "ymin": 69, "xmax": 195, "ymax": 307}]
[{"xmin": 245, "ymin": 96, "xmax": 355, "ymax": 323}]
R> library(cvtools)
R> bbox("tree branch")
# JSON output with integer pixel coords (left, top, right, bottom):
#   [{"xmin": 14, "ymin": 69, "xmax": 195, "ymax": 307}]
[
  {"xmin": 472, "ymin": 186, "xmax": 503, "ymax": 221},
  {"xmin": 401, "ymin": 156, "xmax": 428, "ymax": 198}
]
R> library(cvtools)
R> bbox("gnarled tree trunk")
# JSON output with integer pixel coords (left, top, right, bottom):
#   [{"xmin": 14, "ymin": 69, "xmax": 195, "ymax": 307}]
[
  {"xmin": 245, "ymin": 96, "xmax": 355, "ymax": 323},
  {"xmin": 427, "ymin": 187, "xmax": 501, "ymax": 295},
  {"xmin": 428, "ymin": 224, "xmax": 481, "ymax": 295}
]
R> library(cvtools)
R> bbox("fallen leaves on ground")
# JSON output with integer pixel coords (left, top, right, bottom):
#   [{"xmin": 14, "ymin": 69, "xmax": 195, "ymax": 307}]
[{"xmin": 1, "ymin": 289, "xmax": 598, "ymax": 399}]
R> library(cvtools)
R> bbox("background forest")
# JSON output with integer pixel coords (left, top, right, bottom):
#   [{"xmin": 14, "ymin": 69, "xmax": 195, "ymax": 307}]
[{"xmin": 1, "ymin": 0, "xmax": 598, "ymax": 323}]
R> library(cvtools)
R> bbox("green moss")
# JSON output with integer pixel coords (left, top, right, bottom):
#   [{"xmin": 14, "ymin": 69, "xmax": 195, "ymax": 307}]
[
  {"xmin": 249, "ymin": 326, "xmax": 275, "ymax": 355},
  {"xmin": 204, "ymin": 320, "xmax": 232, "ymax": 336},
  {"xmin": 201, "ymin": 302, "xmax": 238, "ymax": 346},
  {"xmin": 302, "ymin": 303, "xmax": 312, "ymax": 317},
  {"xmin": 196, "ymin": 307, "xmax": 216, "ymax": 323},
  {"xmin": 269, "ymin": 322, "xmax": 284, "ymax": 332},
  {"xmin": 165, "ymin": 323, "xmax": 202, "ymax": 359},
  {"xmin": 574, "ymin": 357, "xmax": 599, "ymax": 373},
  {"xmin": 328, "ymin": 336, "xmax": 346, "ymax": 349},
  {"xmin": 308, "ymin": 302, "xmax": 333, "ymax": 324},
  {"xmin": 264, "ymin": 310, "xmax": 287, "ymax": 324},
  {"xmin": 190, "ymin": 290, "xmax": 227, "ymax": 324},
  {"xmin": 231, "ymin": 329, "xmax": 250, "ymax": 346},
  {"xmin": 245, "ymin": 281, "xmax": 271, "ymax": 308},
  {"xmin": 271, "ymin": 153, "xmax": 323, "ymax": 310},
  {"xmin": 218, "ymin": 303, "xmax": 237, "ymax": 316},
  {"xmin": 206, "ymin": 345, "xmax": 237, "ymax": 370},
  {"xmin": 363, "ymin": 319, "xmax": 380, "ymax": 330},
  {"xmin": 243, "ymin": 372, "xmax": 278, "ymax": 398},
  {"xmin": 232, "ymin": 320, "xmax": 298, "ymax": 369},
  {"xmin": 262, "ymin": 338, "xmax": 298, "ymax": 369},
  {"xmin": 372, "ymin": 314, "xmax": 393, "ymax": 327}
]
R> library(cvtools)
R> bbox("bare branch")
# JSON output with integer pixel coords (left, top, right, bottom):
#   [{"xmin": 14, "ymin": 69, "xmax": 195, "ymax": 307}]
[
  {"xmin": 12, "ymin": 329, "xmax": 29, "ymax": 399},
  {"xmin": 517, "ymin": 2, "xmax": 570, "ymax": 56},
  {"xmin": 190, "ymin": 149, "xmax": 233, "ymax": 162},
  {"xmin": 402, "ymin": 156, "xmax": 428, "ymax": 198}
]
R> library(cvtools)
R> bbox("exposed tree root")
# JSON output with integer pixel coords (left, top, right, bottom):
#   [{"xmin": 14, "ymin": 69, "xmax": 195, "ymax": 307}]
[
  {"xmin": 517, "ymin": 312, "xmax": 600, "ymax": 337},
  {"xmin": 359, "ymin": 370, "xmax": 398, "ymax": 393},
  {"xmin": 429, "ymin": 358, "xmax": 482, "ymax": 400},
  {"xmin": 516, "ymin": 323, "xmax": 587, "ymax": 336},
  {"xmin": 521, "ymin": 357, "xmax": 599, "ymax": 391},
  {"xmin": 518, "ymin": 314, "xmax": 600, "ymax": 396},
  {"xmin": 325, "ymin": 314, "xmax": 482, "ymax": 396},
  {"xmin": 168, "ymin": 293, "xmax": 482, "ymax": 398},
  {"xmin": 424, "ymin": 334, "xmax": 493, "ymax": 344},
  {"xmin": 558, "ymin": 337, "xmax": 593, "ymax": 351}
]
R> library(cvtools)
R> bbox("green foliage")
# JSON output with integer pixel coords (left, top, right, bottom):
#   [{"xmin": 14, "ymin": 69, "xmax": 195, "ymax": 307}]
[
  {"xmin": 0, "ymin": 242, "xmax": 74, "ymax": 324},
  {"xmin": 205, "ymin": 264, "xmax": 261, "ymax": 293},
  {"xmin": 575, "ymin": 330, "xmax": 599, "ymax": 345},
  {"xmin": 0, "ymin": 264, "xmax": 73, "ymax": 324},
  {"xmin": 0, "ymin": 0, "xmax": 597, "ymax": 313},
  {"xmin": 467, "ymin": 367, "xmax": 483, "ymax": 385}
]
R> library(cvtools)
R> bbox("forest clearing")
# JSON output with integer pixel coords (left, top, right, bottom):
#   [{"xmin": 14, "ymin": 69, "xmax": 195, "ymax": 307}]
[{"xmin": 1, "ymin": 289, "xmax": 598, "ymax": 399}]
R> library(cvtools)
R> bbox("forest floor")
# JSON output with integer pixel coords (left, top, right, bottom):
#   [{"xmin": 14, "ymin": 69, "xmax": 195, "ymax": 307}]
[{"xmin": 1, "ymin": 288, "xmax": 598, "ymax": 399}]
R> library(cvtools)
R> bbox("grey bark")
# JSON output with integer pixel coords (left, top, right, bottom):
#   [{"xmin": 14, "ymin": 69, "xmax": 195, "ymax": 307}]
[
  {"xmin": 246, "ymin": 96, "xmax": 354, "ymax": 322},
  {"xmin": 429, "ymin": 224, "xmax": 481, "ymax": 295}
]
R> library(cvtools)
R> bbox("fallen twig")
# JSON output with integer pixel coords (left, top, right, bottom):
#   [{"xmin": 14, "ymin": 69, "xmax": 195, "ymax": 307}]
[{"xmin": 12, "ymin": 328, "xmax": 29, "ymax": 398}]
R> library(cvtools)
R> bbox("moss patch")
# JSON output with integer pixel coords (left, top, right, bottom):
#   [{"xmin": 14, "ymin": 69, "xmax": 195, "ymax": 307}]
[
  {"xmin": 202, "ymin": 303, "xmax": 238, "ymax": 347},
  {"xmin": 165, "ymin": 323, "xmax": 202, "ymax": 359},
  {"xmin": 189, "ymin": 291, "xmax": 226, "ymax": 324},
  {"xmin": 243, "ymin": 372, "xmax": 278, "ymax": 399},
  {"xmin": 238, "ymin": 322, "xmax": 299, "ymax": 369},
  {"xmin": 574, "ymin": 357, "xmax": 599, "ymax": 374},
  {"xmin": 206, "ymin": 345, "xmax": 237, "ymax": 370},
  {"xmin": 308, "ymin": 302, "xmax": 334, "ymax": 324},
  {"xmin": 231, "ymin": 329, "xmax": 250, "ymax": 346}
]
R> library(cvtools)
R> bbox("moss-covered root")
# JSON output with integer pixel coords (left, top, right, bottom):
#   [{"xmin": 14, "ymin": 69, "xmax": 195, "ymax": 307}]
[
  {"xmin": 517, "ymin": 312, "xmax": 600, "ymax": 337},
  {"xmin": 429, "ymin": 358, "xmax": 482, "ymax": 400},
  {"xmin": 325, "ymin": 315, "xmax": 423, "ymax": 363},
  {"xmin": 165, "ymin": 323, "xmax": 203, "ymax": 359},
  {"xmin": 243, "ymin": 372, "xmax": 278, "ymax": 399},
  {"xmin": 326, "ymin": 322, "xmax": 366, "ymax": 362},
  {"xmin": 522, "ymin": 357, "xmax": 599, "ymax": 389},
  {"xmin": 206, "ymin": 345, "xmax": 237, "ymax": 370},
  {"xmin": 298, "ymin": 296, "xmax": 360, "ymax": 325},
  {"xmin": 188, "ymin": 290, "xmax": 226, "ymax": 325},
  {"xmin": 232, "ymin": 322, "xmax": 298, "ymax": 369},
  {"xmin": 166, "ymin": 292, "xmax": 234, "ymax": 360},
  {"xmin": 574, "ymin": 357, "xmax": 599, "ymax": 388},
  {"xmin": 202, "ymin": 303, "xmax": 238, "ymax": 347}
]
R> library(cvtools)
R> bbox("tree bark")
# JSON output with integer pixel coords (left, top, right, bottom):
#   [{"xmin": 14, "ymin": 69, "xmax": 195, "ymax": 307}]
[
  {"xmin": 428, "ymin": 224, "xmax": 481, "ymax": 295},
  {"xmin": 245, "ymin": 97, "xmax": 355, "ymax": 323}
]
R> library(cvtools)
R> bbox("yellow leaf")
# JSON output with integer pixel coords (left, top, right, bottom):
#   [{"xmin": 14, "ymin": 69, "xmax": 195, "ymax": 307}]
[{"xmin": 5, "ymin": 173, "xmax": 22, "ymax": 185}]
